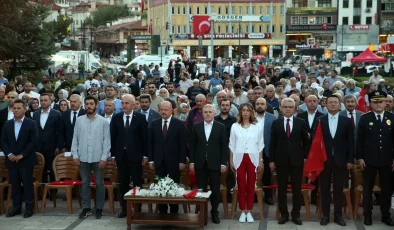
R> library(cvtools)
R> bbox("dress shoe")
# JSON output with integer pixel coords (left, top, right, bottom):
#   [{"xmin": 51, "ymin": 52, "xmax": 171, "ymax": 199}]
[
  {"xmin": 211, "ymin": 215, "xmax": 220, "ymax": 224},
  {"xmin": 292, "ymin": 217, "xmax": 302, "ymax": 225},
  {"xmin": 6, "ymin": 209, "xmax": 21, "ymax": 218},
  {"xmin": 334, "ymin": 217, "xmax": 346, "ymax": 226},
  {"xmin": 117, "ymin": 210, "xmax": 127, "ymax": 218},
  {"xmin": 24, "ymin": 210, "xmax": 33, "ymax": 218},
  {"xmin": 382, "ymin": 217, "xmax": 394, "ymax": 226},
  {"xmin": 364, "ymin": 215, "xmax": 372, "ymax": 226},
  {"xmin": 264, "ymin": 198, "xmax": 274, "ymax": 205},
  {"xmin": 278, "ymin": 216, "xmax": 289, "ymax": 224},
  {"xmin": 320, "ymin": 216, "xmax": 330, "ymax": 226}
]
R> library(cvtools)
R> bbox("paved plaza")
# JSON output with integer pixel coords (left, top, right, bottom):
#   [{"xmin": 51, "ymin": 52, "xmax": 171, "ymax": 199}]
[{"xmin": 1, "ymin": 192, "xmax": 393, "ymax": 230}]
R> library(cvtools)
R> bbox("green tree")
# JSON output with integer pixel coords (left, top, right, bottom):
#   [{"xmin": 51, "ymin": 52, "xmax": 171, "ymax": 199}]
[
  {"xmin": 0, "ymin": 0, "xmax": 58, "ymax": 75},
  {"xmin": 90, "ymin": 4, "xmax": 138, "ymax": 27},
  {"xmin": 43, "ymin": 14, "xmax": 73, "ymax": 42}
]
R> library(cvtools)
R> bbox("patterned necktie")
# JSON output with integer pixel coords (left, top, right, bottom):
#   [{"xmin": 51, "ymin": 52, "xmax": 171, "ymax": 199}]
[
  {"xmin": 163, "ymin": 120, "xmax": 168, "ymax": 137},
  {"xmin": 286, "ymin": 118, "xmax": 290, "ymax": 138}
]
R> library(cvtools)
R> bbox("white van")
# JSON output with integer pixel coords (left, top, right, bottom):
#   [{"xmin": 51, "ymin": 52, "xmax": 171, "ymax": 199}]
[{"xmin": 125, "ymin": 54, "xmax": 182, "ymax": 68}]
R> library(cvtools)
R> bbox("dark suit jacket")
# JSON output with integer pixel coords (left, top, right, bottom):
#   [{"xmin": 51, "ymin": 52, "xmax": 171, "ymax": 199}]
[
  {"xmin": 298, "ymin": 111, "xmax": 324, "ymax": 134},
  {"xmin": 110, "ymin": 111, "xmax": 148, "ymax": 163},
  {"xmin": 148, "ymin": 117, "xmax": 187, "ymax": 169},
  {"xmin": 269, "ymin": 117, "xmax": 309, "ymax": 166},
  {"xmin": 189, "ymin": 121, "xmax": 228, "ymax": 170},
  {"xmin": 130, "ymin": 80, "xmax": 146, "ymax": 97},
  {"xmin": 136, "ymin": 109, "xmax": 160, "ymax": 129},
  {"xmin": 58, "ymin": 109, "xmax": 86, "ymax": 150},
  {"xmin": 33, "ymin": 109, "xmax": 61, "ymax": 155},
  {"xmin": 0, "ymin": 108, "xmax": 31, "ymax": 149},
  {"xmin": 318, "ymin": 114, "xmax": 355, "ymax": 166},
  {"xmin": 1, "ymin": 117, "xmax": 38, "ymax": 168}
]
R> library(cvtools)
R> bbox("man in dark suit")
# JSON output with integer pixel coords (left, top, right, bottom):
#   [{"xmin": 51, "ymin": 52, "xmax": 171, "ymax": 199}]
[
  {"xmin": 339, "ymin": 94, "xmax": 364, "ymax": 145},
  {"xmin": 297, "ymin": 95, "xmax": 324, "ymax": 205},
  {"xmin": 148, "ymin": 101, "xmax": 187, "ymax": 213},
  {"xmin": 317, "ymin": 95, "xmax": 354, "ymax": 226},
  {"xmin": 136, "ymin": 94, "xmax": 160, "ymax": 128},
  {"xmin": 269, "ymin": 97, "xmax": 309, "ymax": 225},
  {"xmin": 189, "ymin": 104, "xmax": 228, "ymax": 224},
  {"xmin": 130, "ymin": 72, "xmax": 146, "ymax": 97},
  {"xmin": 357, "ymin": 91, "xmax": 394, "ymax": 226},
  {"xmin": 110, "ymin": 94, "xmax": 148, "ymax": 218},
  {"xmin": 58, "ymin": 94, "xmax": 86, "ymax": 151},
  {"xmin": 0, "ymin": 91, "xmax": 19, "ymax": 140},
  {"xmin": 32, "ymin": 93, "xmax": 61, "ymax": 183},
  {"xmin": 2, "ymin": 99, "xmax": 38, "ymax": 218}
]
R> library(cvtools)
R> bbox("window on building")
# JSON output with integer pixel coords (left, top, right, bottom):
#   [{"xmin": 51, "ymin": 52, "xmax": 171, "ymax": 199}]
[
  {"xmin": 292, "ymin": 0, "xmax": 308, "ymax": 7},
  {"xmin": 266, "ymin": 6, "xmax": 270, "ymax": 14},
  {"xmin": 218, "ymin": 7, "xmax": 221, "ymax": 14},
  {"xmin": 197, "ymin": 7, "xmax": 200, "ymax": 14},
  {"xmin": 316, "ymin": 16, "xmax": 323, "ymax": 24},
  {"xmin": 366, "ymin": 0, "xmax": 373, "ymax": 8},
  {"xmin": 324, "ymin": 17, "xmax": 332, "ymax": 24},
  {"xmin": 343, "ymin": 17, "xmax": 349, "ymax": 25},
  {"xmin": 231, "ymin": 6, "xmax": 235, "ymax": 14},
  {"xmin": 272, "ymin": 25, "xmax": 275, "ymax": 33},
  {"xmin": 177, "ymin": 26, "xmax": 181, "ymax": 33},
  {"xmin": 280, "ymin": 25, "xmax": 283, "ymax": 33},
  {"xmin": 272, "ymin": 6, "xmax": 276, "ymax": 15},
  {"xmin": 189, "ymin": 26, "xmax": 192, "ymax": 33},
  {"xmin": 354, "ymin": 0, "xmax": 361, "ymax": 8},
  {"xmin": 171, "ymin": 7, "xmax": 175, "ymax": 14},
  {"xmin": 259, "ymin": 25, "xmax": 262, "ymax": 33},
  {"xmin": 226, "ymin": 26, "xmax": 229, "ymax": 33},
  {"xmin": 172, "ymin": 26, "xmax": 174, "ymax": 33},
  {"xmin": 183, "ymin": 7, "xmax": 186, "ymax": 14},
  {"xmin": 246, "ymin": 25, "xmax": 249, "ymax": 32},
  {"xmin": 246, "ymin": 6, "xmax": 249, "ymax": 14},
  {"xmin": 204, "ymin": 7, "xmax": 208, "ymax": 14},
  {"xmin": 259, "ymin": 6, "xmax": 263, "ymax": 14},
  {"xmin": 317, "ymin": 0, "xmax": 331, "ymax": 7},
  {"xmin": 218, "ymin": 26, "xmax": 221, "ymax": 33},
  {"xmin": 226, "ymin": 7, "xmax": 228, "ymax": 14},
  {"xmin": 184, "ymin": 26, "xmax": 187, "ymax": 33},
  {"xmin": 252, "ymin": 6, "xmax": 255, "ymax": 14},
  {"xmin": 238, "ymin": 6, "xmax": 242, "ymax": 14},
  {"xmin": 353, "ymin": 15, "xmax": 361, "ymax": 24},
  {"xmin": 342, "ymin": 0, "xmax": 349, "ymax": 8},
  {"xmin": 280, "ymin": 6, "xmax": 284, "ymax": 15},
  {"xmin": 232, "ymin": 26, "xmax": 234, "ymax": 33},
  {"xmin": 189, "ymin": 7, "xmax": 192, "ymax": 14},
  {"xmin": 366, "ymin": 16, "xmax": 372, "ymax": 24},
  {"xmin": 177, "ymin": 7, "xmax": 180, "ymax": 14},
  {"xmin": 251, "ymin": 25, "xmax": 255, "ymax": 32},
  {"xmin": 300, "ymin": 16, "xmax": 308, "ymax": 24},
  {"xmin": 291, "ymin": 16, "xmax": 299, "ymax": 24},
  {"xmin": 266, "ymin": 25, "xmax": 270, "ymax": 32}
]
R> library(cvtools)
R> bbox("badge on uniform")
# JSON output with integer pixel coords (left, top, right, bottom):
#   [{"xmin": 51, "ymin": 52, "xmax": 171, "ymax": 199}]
[
  {"xmin": 369, "ymin": 122, "xmax": 373, "ymax": 126},
  {"xmin": 387, "ymin": 120, "xmax": 391, "ymax": 126}
]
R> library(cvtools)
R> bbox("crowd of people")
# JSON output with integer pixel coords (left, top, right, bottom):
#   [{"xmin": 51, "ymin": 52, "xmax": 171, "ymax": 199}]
[{"xmin": 0, "ymin": 58, "xmax": 393, "ymax": 227}]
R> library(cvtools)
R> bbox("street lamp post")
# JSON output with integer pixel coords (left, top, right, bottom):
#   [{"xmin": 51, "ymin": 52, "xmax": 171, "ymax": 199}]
[{"xmin": 238, "ymin": 23, "xmax": 241, "ymax": 59}]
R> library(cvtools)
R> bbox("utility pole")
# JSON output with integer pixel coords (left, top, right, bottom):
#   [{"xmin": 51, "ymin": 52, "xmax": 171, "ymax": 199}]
[{"xmin": 238, "ymin": 23, "xmax": 241, "ymax": 58}]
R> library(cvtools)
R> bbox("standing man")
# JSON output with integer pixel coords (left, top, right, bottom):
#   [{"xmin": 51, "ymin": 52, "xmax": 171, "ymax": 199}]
[
  {"xmin": 33, "ymin": 93, "xmax": 61, "ymax": 184},
  {"xmin": 269, "ymin": 98, "xmax": 309, "ymax": 225},
  {"xmin": 185, "ymin": 94, "xmax": 206, "ymax": 133},
  {"xmin": 110, "ymin": 95, "xmax": 148, "ymax": 218},
  {"xmin": 2, "ymin": 99, "xmax": 38, "ymax": 218},
  {"xmin": 215, "ymin": 91, "xmax": 239, "ymax": 118},
  {"xmin": 147, "ymin": 82, "xmax": 164, "ymax": 111},
  {"xmin": 102, "ymin": 100, "xmax": 116, "ymax": 123},
  {"xmin": 255, "ymin": 98, "xmax": 277, "ymax": 205},
  {"xmin": 339, "ymin": 95, "xmax": 364, "ymax": 143},
  {"xmin": 317, "ymin": 95, "xmax": 354, "ymax": 226},
  {"xmin": 148, "ymin": 101, "xmax": 187, "ymax": 213},
  {"xmin": 356, "ymin": 91, "xmax": 394, "ymax": 226},
  {"xmin": 136, "ymin": 94, "xmax": 160, "ymax": 129},
  {"xmin": 97, "ymin": 85, "xmax": 122, "ymax": 114},
  {"xmin": 71, "ymin": 95, "xmax": 111, "ymax": 219},
  {"xmin": 189, "ymin": 104, "xmax": 228, "ymax": 224},
  {"xmin": 0, "ymin": 87, "xmax": 8, "ymax": 110}
]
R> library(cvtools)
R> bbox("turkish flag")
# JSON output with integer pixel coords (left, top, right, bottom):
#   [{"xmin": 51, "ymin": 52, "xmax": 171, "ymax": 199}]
[
  {"xmin": 356, "ymin": 87, "xmax": 367, "ymax": 112},
  {"xmin": 193, "ymin": 15, "xmax": 211, "ymax": 35},
  {"xmin": 322, "ymin": 23, "xmax": 327, "ymax": 31},
  {"xmin": 303, "ymin": 120, "xmax": 327, "ymax": 182},
  {"xmin": 141, "ymin": 0, "xmax": 144, "ymax": 13}
]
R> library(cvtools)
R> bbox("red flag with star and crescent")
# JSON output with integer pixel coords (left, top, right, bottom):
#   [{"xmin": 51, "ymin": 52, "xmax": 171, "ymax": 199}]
[
  {"xmin": 193, "ymin": 15, "xmax": 211, "ymax": 35},
  {"xmin": 303, "ymin": 120, "xmax": 327, "ymax": 182}
]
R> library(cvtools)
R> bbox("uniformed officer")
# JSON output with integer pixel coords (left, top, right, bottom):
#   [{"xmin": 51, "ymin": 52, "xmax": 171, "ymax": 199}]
[{"xmin": 356, "ymin": 90, "xmax": 394, "ymax": 226}]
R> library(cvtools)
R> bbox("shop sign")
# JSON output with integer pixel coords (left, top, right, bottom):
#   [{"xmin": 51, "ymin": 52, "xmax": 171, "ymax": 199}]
[
  {"xmin": 186, "ymin": 33, "xmax": 271, "ymax": 40},
  {"xmin": 272, "ymin": 45, "xmax": 282, "ymax": 50},
  {"xmin": 286, "ymin": 25, "xmax": 337, "ymax": 31},
  {"xmin": 349, "ymin": 25, "xmax": 370, "ymax": 30},
  {"xmin": 296, "ymin": 44, "xmax": 311, "ymax": 48},
  {"xmin": 190, "ymin": 15, "xmax": 271, "ymax": 22}
]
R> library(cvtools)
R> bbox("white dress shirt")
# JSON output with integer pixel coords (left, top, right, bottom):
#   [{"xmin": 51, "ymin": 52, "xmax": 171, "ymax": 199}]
[
  {"xmin": 328, "ymin": 113, "xmax": 339, "ymax": 138},
  {"xmin": 104, "ymin": 113, "xmax": 114, "ymax": 123},
  {"xmin": 70, "ymin": 109, "xmax": 80, "ymax": 123},
  {"xmin": 123, "ymin": 111, "xmax": 133, "ymax": 126},
  {"xmin": 283, "ymin": 116, "xmax": 294, "ymax": 133},
  {"xmin": 204, "ymin": 121, "xmax": 213, "ymax": 141},
  {"xmin": 7, "ymin": 107, "xmax": 14, "ymax": 120},
  {"xmin": 40, "ymin": 108, "xmax": 50, "ymax": 129},
  {"xmin": 142, "ymin": 109, "xmax": 150, "ymax": 121},
  {"xmin": 307, "ymin": 110, "xmax": 317, "ymax": 128},
  {"xmin": 374, "ymin": 111, "xmax": 385, "ymax": 122},
  {"xmin": 162, "ymin": 116, "xmax": 172, "ymax": 129}
]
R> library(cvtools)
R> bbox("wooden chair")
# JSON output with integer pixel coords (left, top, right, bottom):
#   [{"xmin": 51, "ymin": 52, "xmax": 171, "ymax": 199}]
[
  {"xmin": 352, "ymin": 160, "xmax": 381, "ymax": 219},
  {"xmin": 231, "ymin": 168, "xmax": 264, "ymax": 219},
  {"xmin": 40, "ymin": 153, "xmax": 81, "ymax": 214},
  {"xmin": 220, "ymin": 170, "xmax": 229, "ymax": 218},
  {"xmin": 33, "ymin": 153, "xmax": 45, "ymax": 213},
  {"xmin": 315, "ymin": 171, "xmax": 354, "ymax": 220},
  {"xmin": 91, "ymin": 162, "xmax": 118, "ymax": 214},
  {"xmin": 0, "ymin": 156, "xmax": 11, "ymax": 214},
  {"xmin": 274, "ymin": 176, "xmax": 312, "ymax": 221},
  {"xmin": 179, "ymin": 158, "xmax": 191, "ymax": 213}
]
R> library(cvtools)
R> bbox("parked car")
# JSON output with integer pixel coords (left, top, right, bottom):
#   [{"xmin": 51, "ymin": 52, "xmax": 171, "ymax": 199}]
[{"xmin": 365, "ymin": 65, "xmax": 383, "ymax": 74}]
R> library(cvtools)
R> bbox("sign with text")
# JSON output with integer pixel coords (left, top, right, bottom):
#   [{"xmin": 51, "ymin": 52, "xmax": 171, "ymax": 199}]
[
  {"xmin": 190, "ymin": 15, "xmax": 271, "ymax": 22},
  {"xmin": 349, "ymin": 25, "xmax": 370, "ymax": 30},
  {"xmin": 186, "ymin": 33, "xmax": 271, "ymax": 40},
  {"xmin": 133, "ymin": 35, "xmax": 152, "ymax": 40},
  {"xmin": 286, "ymin": 25, "xmax": 337, "ymax": 31}
]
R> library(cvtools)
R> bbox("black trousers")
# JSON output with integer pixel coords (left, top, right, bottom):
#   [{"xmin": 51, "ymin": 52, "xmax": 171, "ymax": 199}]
[
  {"xmin": 195, "ymin": 161, "xmax": 220, "ymax": 216},
  {"xmin": 262, "ymin": 154, "xmax": 272, "ymax": 199},
  {"xmin": 118, "ymin": 153, "xmax": 142, "ymax": 211},
  {"xmin": 363, "ymin": 165, "xmax": 392, "ymax": 218},
  {"xmin": 155, "ymin": 162, "xmax": 180, "ymax": 213},
  {"xmin": 319, "ymin": 161, "xmax": 347, "ymax": 217},
  {"xmin": 42, "ymin": 153, "xmax": 55, "ymax": 183},
  {"xmin": 276, "ymin": 164, "xmax": 303, "ymax": 218},
  {"xmin": 9, "ymin": 166, "xmax": 34, "ymax": 211}
]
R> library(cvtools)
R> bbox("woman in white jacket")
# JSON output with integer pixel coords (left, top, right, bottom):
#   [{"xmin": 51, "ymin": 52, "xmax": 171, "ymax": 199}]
[{"xmin": 229, "ymin": 103, "xmax": 264, "ymax": 223}]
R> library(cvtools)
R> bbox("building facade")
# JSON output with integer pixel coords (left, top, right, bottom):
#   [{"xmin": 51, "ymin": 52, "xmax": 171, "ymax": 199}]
[
  {"xmin": 285, "ymin": 0, "xmax": 337, "ymax": 59},
  {"xmin": 148, "ymin": 0, "xmax": 286, "ymax": 59},
  {"xmin": 378, "ymin": 0, "xmax": 394, "ymax": 55}
]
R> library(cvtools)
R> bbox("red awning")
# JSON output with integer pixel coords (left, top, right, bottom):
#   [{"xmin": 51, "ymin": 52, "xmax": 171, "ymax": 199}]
[{"xmin": 350, "ymin": 48, "xmax": 387, "ymax": 63}]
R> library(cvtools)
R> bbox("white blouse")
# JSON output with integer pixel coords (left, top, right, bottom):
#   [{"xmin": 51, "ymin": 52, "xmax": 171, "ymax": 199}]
[{"xmin": 229, "ymin": 123, "xmax": 265, "ymax": 170}]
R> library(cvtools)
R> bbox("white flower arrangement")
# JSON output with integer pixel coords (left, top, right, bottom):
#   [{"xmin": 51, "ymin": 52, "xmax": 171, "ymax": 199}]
[{"xmin": 135, "ymin": 175, "xmax": 186, "ymax": 197}]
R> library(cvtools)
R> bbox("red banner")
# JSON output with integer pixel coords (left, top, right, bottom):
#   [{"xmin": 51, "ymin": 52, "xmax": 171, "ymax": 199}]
[
  {"xmin": 187, "ymin": 33, "xmax": 271, "ymax": 39},
  {"xmin": 193, "ymin": 15, "xmax": 211, "ymax": 35}
]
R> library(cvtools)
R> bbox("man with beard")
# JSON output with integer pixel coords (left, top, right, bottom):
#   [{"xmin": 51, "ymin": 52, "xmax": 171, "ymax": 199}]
[
  {"xmin": 71, "ymin": 95, "xmax": 111, "ymax": 219},
  {"xmin": 97, "ymin": 85, "xmax": 122, "ymax": 114},
  {"xmin": 167, "ymin": 82, "xmax": 179, "ymax": 102},
  {"xmin": 147, "ymin": 82, "xmax": 164, "ymax": 111},
  {"xmin": 255, "ymin": 98, "xmax": 276, "ymax": 205}
]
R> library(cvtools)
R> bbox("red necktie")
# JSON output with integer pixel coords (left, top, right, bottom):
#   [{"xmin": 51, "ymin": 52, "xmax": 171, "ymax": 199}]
[
  {"xmin": 350, "ymin": 112, "xmax": 355, "ymax": 128},
  {"xmin": 286, "ymin": 118, "xmax": 290, "ymax": 138}
]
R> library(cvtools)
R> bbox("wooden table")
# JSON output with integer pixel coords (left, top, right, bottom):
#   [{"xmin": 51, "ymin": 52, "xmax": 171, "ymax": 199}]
[{"xmin": 125, "ymin": 195, "xmax": 209, "ymax": 230}]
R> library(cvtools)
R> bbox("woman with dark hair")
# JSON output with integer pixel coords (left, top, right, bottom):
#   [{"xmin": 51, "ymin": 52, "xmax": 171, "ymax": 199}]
[
  {"xmin": 248, "ymin": 75, "xmax": 259, "ymax": 88},
  {"xmin": 58, "ymin": 99, "xmax": 70, "ymax": 113},
  {"xmin": 229, "ymin": 103, "xmax": 264, "ymax": 223},
  {"xmin": 28, "ymin": 98, "xmax": 40, "ymax": 117}
]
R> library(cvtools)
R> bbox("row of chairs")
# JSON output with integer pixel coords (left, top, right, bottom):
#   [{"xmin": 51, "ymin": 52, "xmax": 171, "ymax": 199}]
[{"xmin": 0, "ymin": 153, "xmax": 382, "ymax": 220}]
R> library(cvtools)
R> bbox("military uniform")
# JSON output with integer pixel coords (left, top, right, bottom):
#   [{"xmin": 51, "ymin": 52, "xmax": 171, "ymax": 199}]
[{"xmin": 356, "ymin": 91, "xmax": 394, "ymax": 226}]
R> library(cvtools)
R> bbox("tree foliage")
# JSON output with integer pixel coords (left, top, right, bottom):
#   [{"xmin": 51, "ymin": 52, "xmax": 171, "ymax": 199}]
[
  {"xmin": 43, "ymin": 14, "xmax": 73, "ymax": 42},
  {"xmin": 0, "ymin": 0, "xmax": 58, "ymax": 74},
  {"xmin": 90, "ymin": 4, "xmax": 135, "ymax": 27}
]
